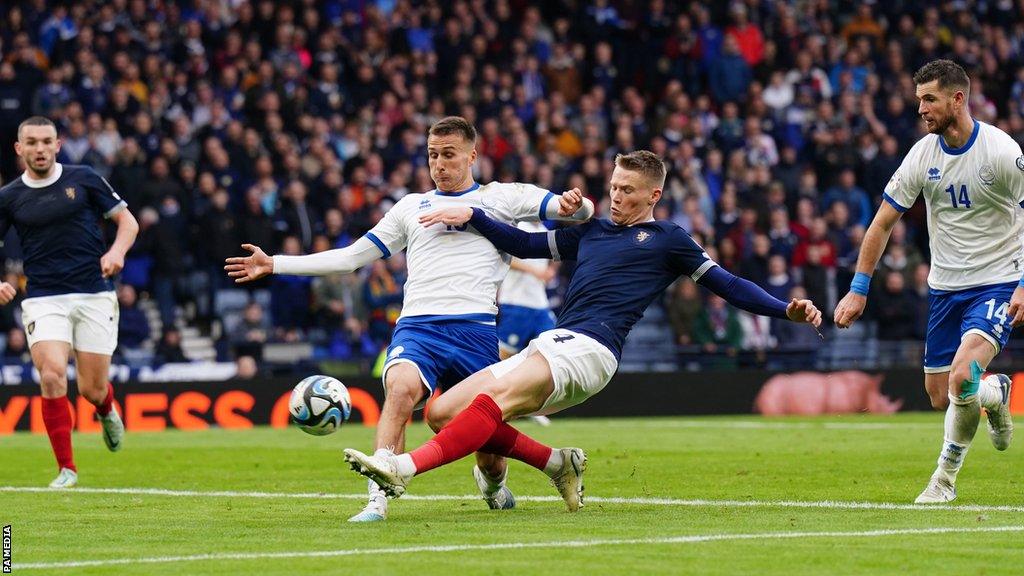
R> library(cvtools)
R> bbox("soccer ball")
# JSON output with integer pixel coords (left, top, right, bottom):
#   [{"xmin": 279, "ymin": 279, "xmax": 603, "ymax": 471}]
[{"xmin": 289, "ymin": 375, "xmax": 352, "ymax": 435}]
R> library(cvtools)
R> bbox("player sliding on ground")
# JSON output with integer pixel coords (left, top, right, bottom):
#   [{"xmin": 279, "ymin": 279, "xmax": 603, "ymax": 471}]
[
  {"xmin": 834, "ymin": 60, "xmax": 1021, "ymax": 504},
  {"xmin": 343, "ymin": 150, "xmax": 822, "ymax": 511},
  {"xmin": 226, "ymin": 116, "xmax": 594, "ymax": 522}
]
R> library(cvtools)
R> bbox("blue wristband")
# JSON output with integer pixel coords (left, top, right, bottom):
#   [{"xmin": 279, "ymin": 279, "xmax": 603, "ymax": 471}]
[
  {"xmin": 1019, "ymin": 275, "xmax": 1024, "ymax": 288},
  {"xmin": 850, "ymin": 272, "xmax": 871, "ymax": 296}
]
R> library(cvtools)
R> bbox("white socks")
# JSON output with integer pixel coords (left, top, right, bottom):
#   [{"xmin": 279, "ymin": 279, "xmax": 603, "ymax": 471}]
[
  {"xmin": 934, "ymin": 393, "xmax": 980, "ymax": 484},
  {"xmin": 393, "ymin": 453, "xmax": 417, "ymax": 479},
  {"xmin": 543, "ymin": 449, "xmax": 564, "ymax": 477},
  {"xmin": 976, "ymin": 375, "xmax": 1004, "ymax": 412}
]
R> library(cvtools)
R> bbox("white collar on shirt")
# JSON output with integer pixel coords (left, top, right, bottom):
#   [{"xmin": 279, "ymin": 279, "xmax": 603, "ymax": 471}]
[{"xmin": 21, "ymin": 163, "xmax": 64, "ymax": 189}]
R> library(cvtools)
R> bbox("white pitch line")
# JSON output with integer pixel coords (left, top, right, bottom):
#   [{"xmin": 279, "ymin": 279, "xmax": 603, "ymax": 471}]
[
  {"xmin": 14, "ymin": 525, "xmax": 1024, "ymax": 571},
  {"xmin": 602, "ymin": 420, "xmax": 936, "ymax": 430},
  {"xmin": 4, "ymin": 485, "xmax": 1024, "ymax": 513}
]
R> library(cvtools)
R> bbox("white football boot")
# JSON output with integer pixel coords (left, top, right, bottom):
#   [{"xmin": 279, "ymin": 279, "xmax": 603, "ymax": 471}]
[
  {"xmin": 343, "ymin": 448, "xmax": 410, "ymax": 498},
  {"xmin": 48, "ymin": 467, "xmax": 78, "ymax": 489},
  {"xmin": 100, "ymin": 407, "xmax": 124, "ymax": 452},
  {"xmin": 914, "ymin": 475, "xmax": 956, "ymax": 504},
  {"xmin": 548, "ymin": 447, "xmax": 587, "ymax": 512},
  {"xmin": 983, "ymin": 374, "xmax": 1013, "ymax": 451},
  {"xmin": 473, "ymin": 465, "xmax": 516, "ymax": 510}
]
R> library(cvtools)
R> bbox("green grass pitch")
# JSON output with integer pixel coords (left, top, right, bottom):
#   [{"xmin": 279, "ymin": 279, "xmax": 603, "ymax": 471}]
[{"xmin": 2, "ymin": 414, "xmax": 1024, "ymax": 575}]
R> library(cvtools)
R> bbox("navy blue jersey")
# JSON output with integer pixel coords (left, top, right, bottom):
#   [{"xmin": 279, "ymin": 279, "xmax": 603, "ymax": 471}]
[
  {"xmin": 0, "ymin": 164, "xmax": 127, "ymax": 297},
  {"xmin": 552, "ymin": 219, "xmax": 714, "ymax": 360}
]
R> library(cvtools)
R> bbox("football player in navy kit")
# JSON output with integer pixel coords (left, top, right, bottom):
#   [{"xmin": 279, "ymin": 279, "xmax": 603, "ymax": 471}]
[
  {"xmin": 0, "ymin": 116, "xmax": 139, "ymax": 488},
  {"xmin": 343, "ymin": 150, "xmax": 821, "ymax": 511}
]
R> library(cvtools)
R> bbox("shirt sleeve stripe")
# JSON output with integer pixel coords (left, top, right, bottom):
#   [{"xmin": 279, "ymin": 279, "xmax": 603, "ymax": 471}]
[
  {"xmin": 538, "ymin": 192, "xmax": 555, "ymax": 220},
  {"xmin": 365, "ymin": 232, "xmax": 391, "ymax": 259},
  {"xmin": 882, "ymin": 192, "xmax": 909, "ymax": 213},
  {"xmin": 547, "ymin": 230, "xmax": 561, "ymax": 261},
  {"xmin": 690, "ymin": 260, "xmax": 717, "ymax": 281},
  {"xmin": 104, "ymin": 201, "xmax": 128, "ymax": 219}
]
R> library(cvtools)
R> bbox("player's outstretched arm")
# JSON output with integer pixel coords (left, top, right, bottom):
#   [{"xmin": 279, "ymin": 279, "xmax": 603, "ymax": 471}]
[
  {"xmin": 225, "ymin": 237, "xmax": 385, "ymax": 282},
  {"xmin": 833, "ymin": 202, "xmax": 902, "ymax": 328},
  {"xmin": 101, "ymin": 208, "xmax": 140, "ymax": 278},
  {"xmin": 697, "ymin": 265, "xmax": 822, "ymax": 327},
  {"xmin": 419, "ymin": 207, "xmax": 555, "ymax": 259}
]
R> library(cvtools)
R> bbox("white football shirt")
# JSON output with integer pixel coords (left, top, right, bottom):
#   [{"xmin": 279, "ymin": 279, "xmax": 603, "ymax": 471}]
[
  {"xmin": 365, "ymin": 182, "xmax": 558, "ymax": 319},
  {"xmin": 497, "ymin": 221, "xmax": 552, "ymax": 309},
  {"xmin": 883, "ymin": 120, "xmax": 1024, "ymax": 290}
]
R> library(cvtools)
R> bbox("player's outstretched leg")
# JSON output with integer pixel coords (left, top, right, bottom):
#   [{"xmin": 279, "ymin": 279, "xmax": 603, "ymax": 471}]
[
  {"xmin": 473, "ymin": 464, "xmax": 515, "ymax": 510},
  {"xmin": 980, "ymin": 374, "xmax": 1013, "ymax": 451}
]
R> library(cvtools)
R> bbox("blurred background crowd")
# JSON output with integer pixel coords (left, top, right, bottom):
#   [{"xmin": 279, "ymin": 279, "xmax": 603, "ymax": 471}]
[{"xmin": 1, "ymin": 0, "xmax": 1023, "ymax": 374}]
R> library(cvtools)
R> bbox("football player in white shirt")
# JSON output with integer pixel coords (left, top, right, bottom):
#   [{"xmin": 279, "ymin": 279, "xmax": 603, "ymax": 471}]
[
  {"xmin": 834, "ymin": 60, "xmax": 1024, "ymax": 503},
  {"xmin": 226, "ymin": 117, "xmax": 594, "ymax": 521}
]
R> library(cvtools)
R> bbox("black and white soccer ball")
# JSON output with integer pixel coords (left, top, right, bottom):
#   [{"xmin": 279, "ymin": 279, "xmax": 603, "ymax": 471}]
[{"xmin": 289, "ymin": 375, "xmax": 352, "ymax": 436}]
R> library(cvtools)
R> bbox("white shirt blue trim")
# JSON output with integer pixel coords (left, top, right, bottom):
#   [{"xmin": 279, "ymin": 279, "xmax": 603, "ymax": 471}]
[
  {"xmin": 434, "ymin": 182, "xmax": 481, "ymax": 197},
  {"xmin": 882, "ymin": 192, "xmax": 910, "ymax": 212},
  {"xmin": 365, "ymin": 232, "xmax": 391, "ymax": 259},
  {"xmin": 939, "ymin": 120, "xmax": 980, "ymax": 156}
]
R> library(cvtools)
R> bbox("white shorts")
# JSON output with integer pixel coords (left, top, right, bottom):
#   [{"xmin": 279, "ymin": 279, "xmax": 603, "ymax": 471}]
[
  {"xmin": 21, "ymin": 292, "xmax": 119, "ymax": 355},
  {"xmin": 489, "ymin": 329, "xmax": 618, "ymax": 416}
]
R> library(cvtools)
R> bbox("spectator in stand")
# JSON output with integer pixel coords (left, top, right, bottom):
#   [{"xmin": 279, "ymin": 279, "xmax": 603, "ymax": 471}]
[
  {"xmin": 667, "ymin": 279, "xmax": 702, "ymax": 347},
  {"xmin": 229, "ymin": 302, "xmax": 270, "ymax": 362},
  {"xmin": 154, "ymin": 327, "xmax": 188, "ymax": 366},
  {"xmin": 116, "ymin": 285, "xmax": 151, "ymax": 353},
  {"xmin": 269, "ymin": 235, "xmax": 312, "ymax": 340},
  {"xmin": 693, "ymin": 294, "xmax": 743, "ymax": 356},
  {"xmin": 871, "ymin": 271, "xmax": 920, "ymax": 342},
  {"xmin": 363, "ymin": 259, "xmax": 404, "ymax": 348},
  {"xmin": 4, "ymin": 328, "xmax": 30, "ymax": 364}
]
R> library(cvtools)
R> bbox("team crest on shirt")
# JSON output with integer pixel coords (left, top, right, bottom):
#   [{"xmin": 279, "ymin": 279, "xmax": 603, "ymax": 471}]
[
  {"xmin": 926, "ymin": 167, "xmax": 942, "ymax": 181},
  {"xmin": 633, "ymin": 230, "xmax": 653, "ymax": 244},
  {"xmin": 418, "ymin": 198, "xmax": 431, "ymax": 210},
  {"xmin": 978, "ymin": 164, "xmax": 995, "ymax": 185},
  {"xmin": 65, "ymin": 187, "xmax": 76, "ymax": 200},
  {"xmin": 1016, "ymin": 156, "xmax": 1024, "ymax": 172}
]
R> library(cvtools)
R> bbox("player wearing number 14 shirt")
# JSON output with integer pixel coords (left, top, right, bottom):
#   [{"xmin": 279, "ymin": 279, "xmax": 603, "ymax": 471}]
[{"xmin": 834, "ymin": 60, "xmax": 1024, "ymax": 504}]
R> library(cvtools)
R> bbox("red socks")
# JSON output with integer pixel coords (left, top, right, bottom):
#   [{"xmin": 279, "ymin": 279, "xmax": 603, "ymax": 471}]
[
  {"xmin": 480, "ymin": 422, "xmax": 553, "ymax": 471},
  {"xmin": 41, "ymin": 396, "xmax": 76, "ymax": 472},
  {"xmin": 409, "ymin": 394, "xmax": 503, "ymax": 474},
  {"xmin": 96, "ymin": 383, "xmax": 114, "ymax": 417},
  {"xmin": 408, "ymin": 394, "xmax": 555, "ymax": 475}
]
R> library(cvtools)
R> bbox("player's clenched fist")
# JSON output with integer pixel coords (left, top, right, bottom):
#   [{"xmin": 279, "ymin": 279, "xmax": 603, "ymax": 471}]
[
  {"xmin": 833, "ymin": 291, "xmax": 867, "ymax": 328},
  {"xmin": 558, "ymin": 187, "xmax": 584, "ymax": 217},
  {"xmin": 100, "ymin": 250, "xmax": 125, "ymax": 278},
  {"xmin": 786, "ymin": 298, "xmax": 822, "ymax": 327},
  {"xmin": 225, "ymin": 244, "xmax": 274, "ymax": 283},
  {"xmin": 0, "ymin": 282, "xmax": 16, "ymax": 305}
]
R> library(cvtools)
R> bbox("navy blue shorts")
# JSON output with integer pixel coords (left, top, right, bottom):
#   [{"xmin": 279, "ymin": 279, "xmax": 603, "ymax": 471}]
[
  {"xmin": 924, "ymin": 282, "xmax": 1016, "ymax": 372},
  {"xmin": 497, "ymin": 304, "xmax": 557, "ymax": 354},
  {"xmin": 383, "ymin": 315, "xmax": 499, "ymax": 408}
]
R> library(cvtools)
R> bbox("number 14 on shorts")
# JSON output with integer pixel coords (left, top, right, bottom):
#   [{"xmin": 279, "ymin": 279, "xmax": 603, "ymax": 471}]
[{"xmin": 985, "ymin": 298, "xmax": 1008, "ymax": 324}]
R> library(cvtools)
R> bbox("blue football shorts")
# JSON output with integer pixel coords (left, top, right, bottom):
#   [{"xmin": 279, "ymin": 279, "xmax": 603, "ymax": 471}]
[
  {"xmin": 923, "ymin": 281, "xmax": 1016, "ymax": 373},
  {"xmin": 497, "ymin": 304, "xmax": 557, "ymax": 354},
  {"xmin": 382, "ymin": 316, "xmax": 498, "ymax": 408}
]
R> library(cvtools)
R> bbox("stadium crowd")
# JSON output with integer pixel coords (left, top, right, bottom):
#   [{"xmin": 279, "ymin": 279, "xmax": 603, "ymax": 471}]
[{"xmin": 0, "ymin": 0, "xmax": 1022, "ymax": 370}]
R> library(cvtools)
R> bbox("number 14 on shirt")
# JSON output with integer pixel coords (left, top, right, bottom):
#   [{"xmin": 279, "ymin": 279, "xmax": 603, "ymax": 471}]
[{"xmin": 946, "ymin": 184, "xmax": 972, "ymax": 208}]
